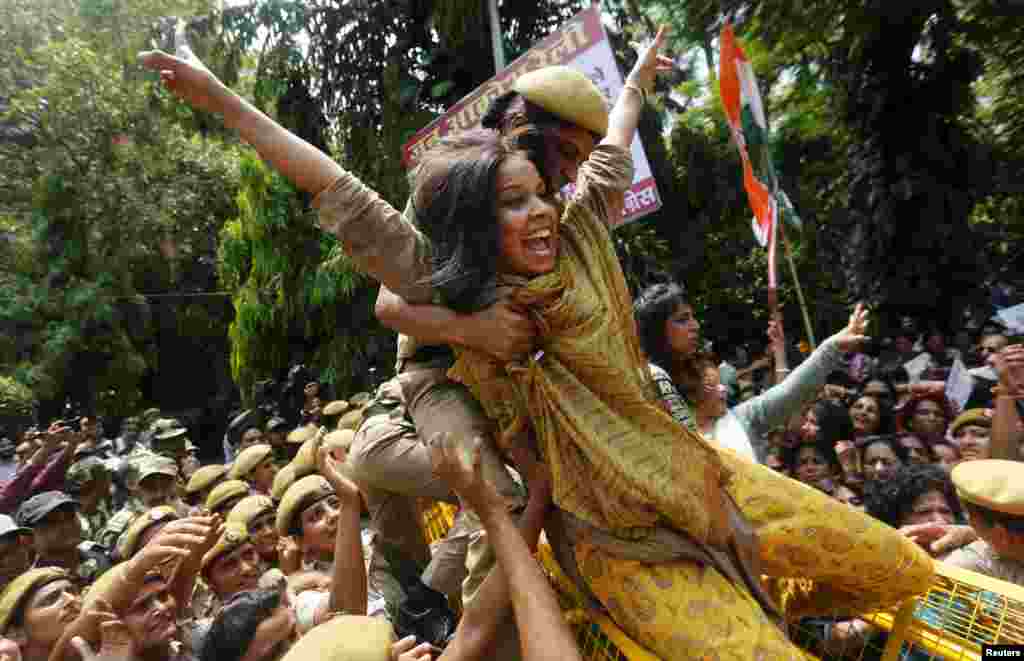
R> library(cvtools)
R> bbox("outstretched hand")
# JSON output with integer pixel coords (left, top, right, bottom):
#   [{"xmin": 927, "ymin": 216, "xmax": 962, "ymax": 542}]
[
  {"xmin": 625, "ymin": 25, "xmax": 674, "ymax": 92},
  {"xmin": 138, "ymin": 50, "xmax": 233, "ymax": 116},
  {"xmin": 317, "ymin": 446, "xmax": 360, "ymax": 503},
  {"xmin": 429, "ymin": 434, "xmax": 502, "ymax": 515},
  {"xmin": 832, "ymin": 303, "xmax": 870, "ymax": 353}
]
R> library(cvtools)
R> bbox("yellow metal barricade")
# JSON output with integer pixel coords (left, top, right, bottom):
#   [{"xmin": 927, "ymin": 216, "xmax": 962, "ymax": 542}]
[{"xmin": 421, "ymin": 502, "xmax": 1024, "ymax": 661}]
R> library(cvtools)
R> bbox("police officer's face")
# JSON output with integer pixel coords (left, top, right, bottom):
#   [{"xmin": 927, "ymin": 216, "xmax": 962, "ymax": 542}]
[
  {"xmin": 208, "ymin": 543, "xmax": 262, "ymax": 599},
  {"xmin": 549, "ymin": 126, "xmax": 596, "ymax": 187},
  {"xmin": 299, "ymin": 495, "xmax": 340, "ymax": 556},
  {"xmin": 122, "ymin": 580, "xmax": 178, "ymax": 650},
  {"xmin": 138, "ymin": 474, "xmax": 177, "ymax": 508},
  {"xmin": 33, "ymin": 506, "xmax": 81, "ymax": 556},
  {"xmin": 22, "ymin": 579, "xmax": 81, "ymax": 647},
  {"xmin": 249, "ymin": 512, "xmax": 278, "ymax": 559}
]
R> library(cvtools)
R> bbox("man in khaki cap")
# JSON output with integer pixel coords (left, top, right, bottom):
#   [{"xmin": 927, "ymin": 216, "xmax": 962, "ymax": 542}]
[
  {"xmin": 66, "ymin": 456, "xmax": 113, "ymax": 544},
  {"xmin": 947, "ymin": 459, "xmax": 1024, "ymax": 586},
  {"xmin": 226, "ymin": 495, "xmax": 279, "ymax": 567},
  {"xmin": 228, "ymin": 444, "xmax": 278, "ymax": 496},
  {"xmin": 115, "ymin": 506, "xmax": 177, "ymax": 562},
  {"xmin": 205, "ymin": 480, "xmax": 251, "ymax": 517},
  {"xmin": 201, "ymin": 523, "xmax": 265, "ymax": 602},
  {"xmin": 949, "ymin": 407, "xmax": 994, "ymax": 462},
  {"xmin": 185, "ymin": 464, "xmax": 228, "ymax": 507}
]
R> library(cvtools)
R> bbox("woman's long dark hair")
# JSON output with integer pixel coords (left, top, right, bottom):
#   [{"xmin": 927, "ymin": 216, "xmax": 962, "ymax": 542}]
[
  {"xmin": 634, "ymin": 282, "xmax": 688, "ymax": 373},
  {"xmin": 413, "ymin": 129, "xmax": 550, "ymax": 312}
]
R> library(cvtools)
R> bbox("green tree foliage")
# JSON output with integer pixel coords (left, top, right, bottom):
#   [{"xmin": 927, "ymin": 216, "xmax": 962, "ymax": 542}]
[
  {"xmin": 0, "ymin": 0, "xmax": 241, "ymax": 419},
  {"xmin": 217, "ymin": 153, "xmax": 384, "ymax": 402}
]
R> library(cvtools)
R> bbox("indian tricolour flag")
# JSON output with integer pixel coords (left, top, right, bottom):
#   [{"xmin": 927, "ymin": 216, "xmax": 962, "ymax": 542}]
[{"xmin": 719, "ymin": 23, "xmax": 778, "ymax": 287}]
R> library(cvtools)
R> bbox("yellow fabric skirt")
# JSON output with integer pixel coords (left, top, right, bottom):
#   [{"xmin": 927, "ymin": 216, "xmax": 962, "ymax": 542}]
[{"xmin": 575, "ymin": 449, "xmax": 935, "ymax": 660}]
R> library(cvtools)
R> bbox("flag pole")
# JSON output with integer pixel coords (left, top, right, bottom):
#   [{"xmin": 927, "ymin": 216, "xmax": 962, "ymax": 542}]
[
  {"xmin": 488, "ymin": 0, "xmax": 506, "ymax": 71},
  {"xmin": 778, "ymin": 217, "xmax": 817, "ymax": 350}
]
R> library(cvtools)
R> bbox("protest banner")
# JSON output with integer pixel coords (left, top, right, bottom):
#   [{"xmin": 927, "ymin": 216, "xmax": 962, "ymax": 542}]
[{"xmin": 401, "ymin": 6, "xmax": 661, "ymax": 226}]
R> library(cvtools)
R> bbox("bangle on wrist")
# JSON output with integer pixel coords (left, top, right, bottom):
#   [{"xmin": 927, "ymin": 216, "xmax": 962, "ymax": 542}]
[{"xmin": 623, "ymin": 82, "xmax": 648, "ymax": 104}]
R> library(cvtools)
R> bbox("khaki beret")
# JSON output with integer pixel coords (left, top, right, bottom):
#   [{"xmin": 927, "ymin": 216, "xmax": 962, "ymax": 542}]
[
  {"xmin": 186, "ymin": 464, "xmax": 229, "ymax": 495},
  {"xmin": 292, "ymin": 433, "xmax": 325, "ymax": 478},
  {"xmin": 276, "ymin": 475, "xmax": 333, "ymax": 537},
  {"xmin": 281, "ymin": 615, "xmax": 393, "ymax": 661},
  {"xmin": 337, "ymin": 410, "xmax": 364, "ymax": 432},
  {"xmin": 323, "ymin": 429, "xmax": 355, "ymax": 452},
  {"xmin": 953, "ymin": 460, "xmax": 1024, "ymax": 516},
  {"xmin": 205, "ymin": 480, "xmax": 251, "ymax": 513},
  {"xmin": 227, "ymin": 495, "xmax": 276, "ymax": 529},
  {"xmin": 116, "ymin": 506, "xmax": 177, "ymax": 561},
  {"xmin": 286, "ymin": 424, "xmax": 319, "ymax": 445},
  {"xmin": 271, "ymin": 464, "xmax": 298, "ymax": 501},
  {"xmin": 0, "ymin": 568, "xmax": 70, "ymax": 632},
  {"xmin": 513, "ymin": 65, "xmax": 609, "ymax": 136},
  {"xmin": 201, "ymin": 522, "xmax": 250, "ymax": 577},
  {"xmin": 228, "ymin": 444, "xmax": 274, "ymax": 481},
  {"xmin": 151, "ymin": 418, "xmax": 188, "ymax": 441},
  {"xmin": 322, "ymin": 400, "xmax": 350, "ymax": 417},
  {"xmin": 949, "ymin": 408, "xmax": 993, "ymax": 437}
]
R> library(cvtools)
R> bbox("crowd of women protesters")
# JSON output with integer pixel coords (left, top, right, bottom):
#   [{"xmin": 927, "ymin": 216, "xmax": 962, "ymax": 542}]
[{"xmin": 2, "ymin": 23, "xmax": 1024, "ymax": 661}]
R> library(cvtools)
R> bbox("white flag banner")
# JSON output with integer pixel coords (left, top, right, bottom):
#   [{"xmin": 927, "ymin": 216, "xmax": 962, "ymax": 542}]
[
  {"xmin": 944, "ymin": 358, "xmax": 973, "ymax": 415},
  {"xmin": 996, "ymin": 303, "xmax": 1024, "ymax": 334}
]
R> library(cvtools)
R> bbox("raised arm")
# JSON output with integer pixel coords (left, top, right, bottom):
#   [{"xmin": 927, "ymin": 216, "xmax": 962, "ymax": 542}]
[
  {"xmin": 432, "ymin": 436, "xmax": 577, "ymax": 661},
  {"xmin": 138, "ymin": 50, "xmax": 433, "ymax": 303},
  {"xmin": 317, "ymin": 447, "xmax": 368, "ymax": 616},
  {"xmin": 990, "ymin": 344, "xmax": 1024, "ymax": 461},
  {"xmin": 139, "ymin": 51, "xmax": 341, "ymax": 196},
  {"xmin": 733, "ymin": 304, "xmax": 868, "ymax": 459},
  {"xmin": 604, "ymin": 26, "xmax": 670, "ymax": 151}
]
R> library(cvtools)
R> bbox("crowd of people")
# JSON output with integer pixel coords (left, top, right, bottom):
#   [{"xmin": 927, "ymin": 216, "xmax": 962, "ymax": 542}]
[{"xmin": 1, "ymin": 22, "xmax": 1023, "ymax": 661}]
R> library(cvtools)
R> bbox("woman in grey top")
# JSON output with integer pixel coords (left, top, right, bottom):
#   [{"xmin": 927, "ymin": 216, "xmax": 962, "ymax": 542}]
[{"xmin": 634, "ymin": 282, "xmax": 867, "ymax": 462}]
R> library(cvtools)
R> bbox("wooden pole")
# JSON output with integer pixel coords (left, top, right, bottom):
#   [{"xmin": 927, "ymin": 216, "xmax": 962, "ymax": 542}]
[{"xmin": 778, "ymin": 219, "xmax": 817, "ymax": 350}]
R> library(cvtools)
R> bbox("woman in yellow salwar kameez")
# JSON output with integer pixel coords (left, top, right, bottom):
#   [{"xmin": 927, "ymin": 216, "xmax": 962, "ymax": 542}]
[{"xmin": 410, "ymin": 30, "xmax": 934, "ymax": 661}]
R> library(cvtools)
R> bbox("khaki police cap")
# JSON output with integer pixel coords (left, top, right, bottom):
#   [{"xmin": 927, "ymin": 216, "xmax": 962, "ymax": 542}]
[
  {"xmin": 0, "ymin": 567, "xmax": 70, "ymax": 632},
  {"xmin": 201, "ymin": 522, "xmax": 250, "ymax": 576},
  {"xmin": 952, "ymin": 459, "xmax": 1024, "ymax": 517},
  {"xmin": 116, "ymin": 506, "xmax": 177, "ymax": 561},
  {"xmin": 336, "ymin": 410, "xmax": 364, "ymax": 432},
  {"xmin": 276, "ymin": 475, "xmax": 333, "ymax": 537},
  {"xmin": 228, "ymin": 444, "xmax": 274, "ymax": 481},
  {"xmin": 322, "ymin": 400, "xmax": 350, "ymax": 417},
  {"xmin": 206, "ymin": 480, "xmax": 251, "ymax": 513},
  {"xmin": 513, "ymin": 65, "xmax": 609, "ymax": 136},
  {"xmin": 281, "ymin": 615, "xmax": 393, "ymax": 661},
  {"xmin": 949, "ymin": 408, "xmax": 993, "ymax": 437},
  {"xmin": 227, "ymin": 495, "xmax": 276, "ymax": 529},
  {"xmin": 292, "ymin": 433, "xmax": 325, "ymax": 478},
  {"xmin": 323, "ymin": 429, "xmax": 355, "ymax": 452},
  {"xmin": 186, "ymin": 464, "xmax": 229, "ymax": 495},
  {"xmin": 271, "ymin": 464, "xmax": 298, "ymax": 501},
  {"xmin": 286, "ymin": 424, "xmax": 318, "ymax": 445}
]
